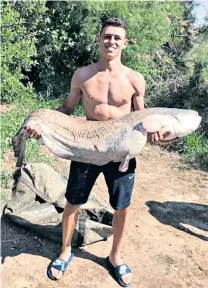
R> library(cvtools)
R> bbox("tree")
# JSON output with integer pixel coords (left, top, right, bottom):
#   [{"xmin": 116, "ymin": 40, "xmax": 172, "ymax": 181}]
[
  {"xmin": 1, "ymin": 1, "xmax": 46, "ymax": 103},
  {"xmin": 27, "ymin": 1, "xmax": 187, "ymax": 99}
]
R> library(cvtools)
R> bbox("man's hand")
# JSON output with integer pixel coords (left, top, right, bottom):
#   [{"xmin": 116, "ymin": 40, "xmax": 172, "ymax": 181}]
[
  {"xmin": 24, "ymin": 124, "xmax": 41, "ymax": 140},
  {"xmin": 148, "ymin": 131, "xmax": 171, "ymax": 144}
]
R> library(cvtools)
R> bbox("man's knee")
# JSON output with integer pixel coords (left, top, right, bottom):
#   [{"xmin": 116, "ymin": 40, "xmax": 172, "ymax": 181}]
[
  {"xmin": 114, "ymin": 206, "xmax": 130, "ymax": 215},
  {"xmin": 64, "ymin": 201, "xmax": 81, "ymax": 215}
]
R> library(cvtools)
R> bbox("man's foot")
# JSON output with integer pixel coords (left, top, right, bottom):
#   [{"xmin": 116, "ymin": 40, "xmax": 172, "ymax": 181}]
[
  {"xmin": 108, "ymin": 254, "xmax": 132, "ymax": 287},
  {"xmin": 47, "ymin": 250, "xmax": 74, "ymax": 280}
]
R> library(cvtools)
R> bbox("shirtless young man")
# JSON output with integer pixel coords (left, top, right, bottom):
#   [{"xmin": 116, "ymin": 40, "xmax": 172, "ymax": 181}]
[{"xmin": 25, "ymin": 18, "xmax": 164, "ymax": 287}]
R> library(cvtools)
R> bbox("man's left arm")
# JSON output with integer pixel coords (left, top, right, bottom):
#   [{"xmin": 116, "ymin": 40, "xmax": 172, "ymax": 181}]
[
  {"xmin": 132, "ymin": 72, "xmax": 145, "ymax": 111},
  {"xmin": 132, "ymin": 72, "xmax": 163, "ymax": 143}
]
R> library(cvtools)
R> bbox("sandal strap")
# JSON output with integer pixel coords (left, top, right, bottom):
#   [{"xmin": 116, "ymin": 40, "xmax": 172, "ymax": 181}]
[
  {"xmin": 115, "ymin": 264, "xmax": 131, "ymax": 277},
  {"xmin": 49, "ymin": 258, "xmax": 67, "ymax": 272}
]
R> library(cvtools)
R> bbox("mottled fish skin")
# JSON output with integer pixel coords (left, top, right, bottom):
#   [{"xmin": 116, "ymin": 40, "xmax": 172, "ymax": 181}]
[{"xmin": 12, "ymin": 108, "xmax": 201, "ymax": 169}]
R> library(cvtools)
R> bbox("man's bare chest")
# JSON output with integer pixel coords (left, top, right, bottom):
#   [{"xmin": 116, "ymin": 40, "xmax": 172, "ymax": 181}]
[{"xmin": 81, "ymin": 75, "xmax": 135, "ymax": 105}]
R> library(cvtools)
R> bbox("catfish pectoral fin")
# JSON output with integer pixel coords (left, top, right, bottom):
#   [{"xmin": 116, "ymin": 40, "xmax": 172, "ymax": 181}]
[{"xmin": 119, "ymin": 155, "xmax": 130, "ymax": 172}]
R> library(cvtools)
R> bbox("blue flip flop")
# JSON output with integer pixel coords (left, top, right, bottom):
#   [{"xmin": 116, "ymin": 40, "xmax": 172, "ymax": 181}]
[
  {"xmin": 106, "ymin": 257, "xmax": 133, "ymax": 287},
  {"xmin": 47, "ymin": 252, "xmax": 75, "ymax": 280}
]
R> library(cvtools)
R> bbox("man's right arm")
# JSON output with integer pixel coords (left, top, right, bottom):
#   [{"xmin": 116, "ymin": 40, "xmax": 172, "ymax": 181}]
[
  {"xmin": 57, "ymin": 69, "xmax": 82, "ymax": 115},
  {"xmin": 25, "ymin": 69, "xmax": 82, "ymax": 139}
]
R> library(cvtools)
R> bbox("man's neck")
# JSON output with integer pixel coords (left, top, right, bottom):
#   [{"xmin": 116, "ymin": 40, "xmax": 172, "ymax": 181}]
[{"xmin": 97, "ymin": 57, "xmax": 123, "ymax": 72}]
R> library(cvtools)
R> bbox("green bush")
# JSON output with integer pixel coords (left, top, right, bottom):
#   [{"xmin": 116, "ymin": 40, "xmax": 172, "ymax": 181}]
[
  {"xmin": 1, "ymin": 91, "xmax": 84, "ymax": 167},
  {"xmin": 1, "ymin": 1, "xmax": 207, "ymax": 172},
  {"xmin": 1, "ymin": 94, "xmax": 61, "ymax": 163},
  {"xmin": 29, "ymin": 1, "xmax": 186, "ymax": 98},
  {"xmin": 1, "ymin": 1, "xmax": 46, "ymax": 103},
  {"xmin": 167, "ymin": 132, "xmax": 208, "ymax": 171}
]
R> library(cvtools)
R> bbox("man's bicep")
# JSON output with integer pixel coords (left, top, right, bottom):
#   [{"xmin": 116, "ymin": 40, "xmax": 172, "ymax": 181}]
[
  {"xmin": 132, "ymin": 94, "xmax": 145, "ymax": 111},
  {"xmin": 64, "ymin": 87, "xmax": 82, "ymax": 108},
  {"xmin": 58, "ymin": 70, "xmax": 82, "ymax": 115},
  {"xmin": 132, "ymin": 73, "xmax": 146, "ymax": 111}
]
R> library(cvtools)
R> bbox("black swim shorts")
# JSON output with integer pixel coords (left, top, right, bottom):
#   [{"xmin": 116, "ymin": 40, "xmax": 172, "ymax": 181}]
[{"xmin": 65, "ymin": 158, "xmax": 136, "ymax": 210}]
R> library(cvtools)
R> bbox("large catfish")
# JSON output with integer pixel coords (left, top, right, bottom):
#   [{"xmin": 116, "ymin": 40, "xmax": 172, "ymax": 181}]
[{"xmin": 12, "ymin": 108, "xmax": 201, "ymax": 172}]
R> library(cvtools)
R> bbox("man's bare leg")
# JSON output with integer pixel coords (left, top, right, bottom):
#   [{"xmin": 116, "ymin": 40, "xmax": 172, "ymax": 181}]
[
  {"xmin": 109, "ymin": 207, "xmax": 132, "ymax": 285},
  {"xmin": 51, "ymin": 201, "xmax": 80, "ymax": 279}
]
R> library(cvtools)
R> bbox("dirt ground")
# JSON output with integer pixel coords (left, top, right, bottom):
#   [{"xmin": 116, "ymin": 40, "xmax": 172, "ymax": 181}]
[{"xmin": 1, "ymin": 145, "xmax": 208, "ymax": 288}]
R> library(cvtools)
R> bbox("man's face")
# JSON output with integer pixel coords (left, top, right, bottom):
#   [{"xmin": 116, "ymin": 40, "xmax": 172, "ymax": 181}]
[{"xmin": 99, "ymin": 26, "xmax": 128, "ymax": 59}]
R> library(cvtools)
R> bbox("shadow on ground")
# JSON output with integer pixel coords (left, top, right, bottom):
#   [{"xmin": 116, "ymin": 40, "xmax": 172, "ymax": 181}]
[
  {"xmin": 1, "ymin": 216, "xmax": 114, "ymax": 279},
  {"xmin": 1, "ymin": 216, "xmax": 60, "ymax": 264},
  {"xmin": 146, "ymin": 201, "xmax": 208, "ymax": 241}
]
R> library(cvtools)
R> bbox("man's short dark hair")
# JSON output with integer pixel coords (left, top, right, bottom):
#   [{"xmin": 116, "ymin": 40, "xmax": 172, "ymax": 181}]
[{"xmin": 100, "ymin": 18, "xmax": 127, "ymax": 35}]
